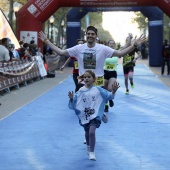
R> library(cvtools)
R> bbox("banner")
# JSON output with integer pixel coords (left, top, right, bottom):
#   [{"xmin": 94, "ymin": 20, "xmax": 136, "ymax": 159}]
[
  {"xmin": 0, "ymin": 9, "xmax": 20, "ymax": 49},
  {"xmin": 45, "ymin": 54, "xmax": 60, "ymax": 72},
  {"xmin": 35, "ymin": 56, "xmax": 47, "ymax": 77}
]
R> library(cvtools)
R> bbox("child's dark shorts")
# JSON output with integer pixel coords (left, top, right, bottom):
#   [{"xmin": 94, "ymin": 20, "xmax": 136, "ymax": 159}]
[{"xmin": 80, "ymin": 116, "xmax": 101, "ymax": 131}]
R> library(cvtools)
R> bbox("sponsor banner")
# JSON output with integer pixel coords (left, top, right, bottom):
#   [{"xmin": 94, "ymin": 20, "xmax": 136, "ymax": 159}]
[
  {"xmin": 80, "ymin": 0, "xmax": 138, "ymax": 6},
  {"xmin": 45, "ymin": 54, "xmax": 60, "ymax": 72},
  {"xmin": 67, "ymin": 22, "xmax": 81, "ymax": 27},
  {"xmin": 20, "ymin": 31, "xmax": 37, "ymax": 44},
  {"xmin": 149, "ymin": 20, "xmax": 163, "ymax": 26},
  {"xmin": 35, "ymin": 56, "xmax": 47, "ymax": 77}
]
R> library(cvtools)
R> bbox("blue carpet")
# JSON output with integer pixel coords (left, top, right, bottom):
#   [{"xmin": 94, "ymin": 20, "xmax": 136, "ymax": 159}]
[{"xmin": 0, "ymin": 64, "xmax": 170, "ymax": 170}]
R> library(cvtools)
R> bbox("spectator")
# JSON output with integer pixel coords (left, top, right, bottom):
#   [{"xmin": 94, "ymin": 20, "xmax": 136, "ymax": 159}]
[
  {"xmin": 43, "ymin": 43, "xmax": 53, "ymax": 55},
  {"xmin": 0, "ymin": 38, "xmax": 10, "ymax": 61},
  {"xmin": 36, "ymin": 47, "xmax": 43, "ymax": 59},
  {"xmin": 29, "ymin": 40, "xmax": 37, "ymax": 56},
  {"xmin": 161, "ymin": 39, "xmax": 170, "ymax": 75},
  {"xmin": 141, "ymin": 42, "xmax": 147, "ymax": 59},
  {"xmin": 10, "ymin": 44, "xmax": 20, "ymax": 59},
  {"xmin": 8, "ymin": 44, "xmax": 14, "ymax": 61}
]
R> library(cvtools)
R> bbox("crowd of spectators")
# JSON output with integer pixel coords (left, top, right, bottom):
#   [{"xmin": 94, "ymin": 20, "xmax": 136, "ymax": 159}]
[{"xmin": 0, "ymin": 38, "xmax": 46, "ymax": 62}]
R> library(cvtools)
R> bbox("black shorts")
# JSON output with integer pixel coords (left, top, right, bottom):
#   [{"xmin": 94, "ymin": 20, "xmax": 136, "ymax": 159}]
[
  {"xmin": 123, "ymin": 66, "xmax": 134, "ymax": 75},
  {"xmin": 104, "ymin": 70, "xmax": 117, "ymax": 80}
]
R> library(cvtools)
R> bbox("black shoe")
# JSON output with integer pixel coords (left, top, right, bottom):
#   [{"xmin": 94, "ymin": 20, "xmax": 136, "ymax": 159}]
[
  {"xmin": 109, "ymin": 100, "xmax": 114, "ymax": 107},
  {"xmin": 104, "ymin": 105, "xmax": 109, "ymax": 112}
]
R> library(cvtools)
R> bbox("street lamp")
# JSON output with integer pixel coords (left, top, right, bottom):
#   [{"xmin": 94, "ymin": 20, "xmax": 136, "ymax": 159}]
[
  {"xmin": 13, "ymin": 2, "xmax": 20, "ymax": 34},
  {"xmin": 13, "ymin": 2, "xmax": 20, "ymax": 16},
  {"xmin": 49, "ymin": 15, "xmax": 55, "ymax": 42},
  {"xmin": 61, "ymin": 20, "xmax": 64, "ymax": 47}
]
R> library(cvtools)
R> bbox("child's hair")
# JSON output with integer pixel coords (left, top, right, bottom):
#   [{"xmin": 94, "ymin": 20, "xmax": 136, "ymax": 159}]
[
  {"xmin": 78, "ymin": 70, "xmax": 96, "ymax": 83},
  {"xmin": 83, "ymin": 70, "xmax": 96, "ymax": 79}
]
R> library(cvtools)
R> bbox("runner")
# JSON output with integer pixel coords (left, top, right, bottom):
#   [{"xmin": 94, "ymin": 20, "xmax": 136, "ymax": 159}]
[{"xmin": 68, "ymin": 70, "xmax": 120, "ymax": 160}]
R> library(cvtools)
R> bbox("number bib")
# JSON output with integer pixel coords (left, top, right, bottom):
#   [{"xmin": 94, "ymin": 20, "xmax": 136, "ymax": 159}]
[
  {"xmin": 125, "ymin": 56, "xmax": 131, "ymax": 63},
  {"xmin": 74, "ymin": 61, "xmax": 78, "ymax": 69},
  {"xmin": 105, "ymin": 63, "xmax": 115, "ymax": 70},
  {"xmin": 94, "ymin": 76, "xmax": 104, "ymax": 86}
]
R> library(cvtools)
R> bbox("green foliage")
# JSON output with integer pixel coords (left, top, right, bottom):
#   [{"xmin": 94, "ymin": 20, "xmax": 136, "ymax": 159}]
[
  {"xmin": 17, "ymin": 0, "xmax": 27, "ymax": 5},
  {"xmin": 131, "ymin": 12, "xmax": 147, "ymax": 29},
  {"xmin": 132, "ymin": 12, "xmax": 170, "ymax": 39},
  {"xmin": 163, "ymin": 14, "xmax": 170, "ymax": 40}
]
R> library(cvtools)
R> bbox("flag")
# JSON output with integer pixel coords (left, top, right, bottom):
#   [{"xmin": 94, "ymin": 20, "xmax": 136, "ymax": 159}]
[{"xmin": 0, "ymin": 9, "xmax": 20, "ymax": 49}]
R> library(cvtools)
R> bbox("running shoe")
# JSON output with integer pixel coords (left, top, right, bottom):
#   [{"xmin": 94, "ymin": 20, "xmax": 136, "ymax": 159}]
[
  {"xmin": 104, "ymin": 105, "xmax": 109, "ymax": 112},
  {"xmin": 102, "ymin": 113, "xmax": 108, "ymax": 123},
  {"xmin": 131, "ymin": 83, "xmax": 135, "ymax": 88},
  {"xmin": 125, "ymin": 89, "xmax": 129, "ymax": 94},
  {"xmin": 84, "ymin": 139, "xmax": 86, "ymax": 144},
  {"xmin": 89, "ymin": 152, "xmax": 96, "ymax": 160},
  {"xmin": 109, "ymin": 100, "xmax": 114, "ymax": 107}
]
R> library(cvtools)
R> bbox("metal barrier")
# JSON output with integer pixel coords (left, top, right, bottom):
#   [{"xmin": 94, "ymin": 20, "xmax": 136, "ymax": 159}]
[
  {"xmin": 0, "ymin": 54, "xmax": 64, "ymax": 93},
  {"xmin": 0, "ymin": 58, "xmax": 40, "ymax": 93}
]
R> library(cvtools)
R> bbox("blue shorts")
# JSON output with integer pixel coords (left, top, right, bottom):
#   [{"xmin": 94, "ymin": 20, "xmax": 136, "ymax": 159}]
[{"xmin": 80, "ymin": 116, "xmax": 101, "ymax": 131}]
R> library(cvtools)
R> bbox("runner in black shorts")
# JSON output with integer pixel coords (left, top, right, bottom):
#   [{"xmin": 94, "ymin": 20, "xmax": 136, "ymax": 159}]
[{"xmin": 123, "ymin": 36, "xmax": 142, "ymax": 94}]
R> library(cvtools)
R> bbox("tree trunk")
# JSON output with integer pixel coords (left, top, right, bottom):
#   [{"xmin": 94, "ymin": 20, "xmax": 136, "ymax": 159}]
[{"xmin": 8, "ymin": 0, "xmax": 14, "ymax": 29}]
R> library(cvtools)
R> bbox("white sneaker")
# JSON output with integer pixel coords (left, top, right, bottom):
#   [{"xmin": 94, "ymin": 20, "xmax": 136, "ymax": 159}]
[
  {"xmin": 87, "ymin": 146, "xmax": 90, "ymax": 154},
  {"xmin": 102, "ymin": 113, "xmax": 108, "ymax": 123},
  {"xmin": 83, "ymin": 139, "xmax": 86, "ymax": 144},
  {"xmin": 89, "ymin": 152, "xmax": 96, "ymax": 160}
]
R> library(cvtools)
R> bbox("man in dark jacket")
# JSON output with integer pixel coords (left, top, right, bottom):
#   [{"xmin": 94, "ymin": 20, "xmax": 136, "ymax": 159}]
[{"xmin": 161, "ymin": 39, "xmax": 170, "ymax": 75}]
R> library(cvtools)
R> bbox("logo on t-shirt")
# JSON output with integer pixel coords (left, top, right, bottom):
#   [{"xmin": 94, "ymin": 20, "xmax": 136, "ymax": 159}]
[{"xmin": 83, "ymin": 50, "xmax": 96, "ymax": 69}]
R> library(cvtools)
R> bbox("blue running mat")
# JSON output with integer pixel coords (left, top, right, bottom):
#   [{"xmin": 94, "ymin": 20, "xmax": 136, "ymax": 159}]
[{"xmin": 0, "ymin": 64, "xmax": 170, "ymax": 170}]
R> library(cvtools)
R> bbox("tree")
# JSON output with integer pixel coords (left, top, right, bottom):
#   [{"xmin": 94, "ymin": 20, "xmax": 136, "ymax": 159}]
[
  {"xmin": 8, "ymin": 0, "xmax": 14, "ymax": 28},
  {"xmin": 131, "ymin": 12, "xmax": 148, "ymax": 35},
  {"xmin": 8, "ymin": 0, "xmax": 27, "ymax": 30},
  {"xmin": 163, "ymin": 14, "xmax": 170, "ymax": 41},
  {"xmin": 132, "ymin": 12, "xmax": 170, "ymax": 41},
  {"xmin": 17, "ymin": 0, "xmax": 27, "ymax": 5},
  {"xmin": 44, "ymin": 7, "xmax": 71, "ymax": 47}
]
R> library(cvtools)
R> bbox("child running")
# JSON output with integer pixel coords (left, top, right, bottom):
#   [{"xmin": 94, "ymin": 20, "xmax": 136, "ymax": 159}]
[{"xmin": 68, "ymin": 70, "xmax": 120, "ymax": 161}]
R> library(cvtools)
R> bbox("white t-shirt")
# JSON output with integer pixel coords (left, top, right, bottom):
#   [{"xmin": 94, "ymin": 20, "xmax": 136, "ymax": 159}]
[
  {"xmin": 68, "ymin": 86, "xmax": 115, "ymax": 125},
  {"xmin": 0, "ymin": 45, "xmax": 10, "ymax": 61},
  {"xmin": 67, "ymin": 43, "xmax": 115, "ymax": 76}
]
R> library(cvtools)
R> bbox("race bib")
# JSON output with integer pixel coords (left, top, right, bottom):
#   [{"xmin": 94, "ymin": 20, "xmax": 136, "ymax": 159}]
[
  {"xmin": 105, "ymin": 63, "xmax": 115, "ymax": 70},
  {"xmin": 74, "ymin": 61, "xmax": 78, "ymax": 69},
  {"xmin": 125, "ymin": 56, "xmax": 131, "ymax": 63},
  {"xmin": 95, "ymin": 76, "xmax": 104, "ymax": 86}
]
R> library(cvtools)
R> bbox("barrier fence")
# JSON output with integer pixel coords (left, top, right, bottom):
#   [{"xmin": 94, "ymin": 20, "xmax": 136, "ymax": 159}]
[
  {"xmin": 0, "ymin": 58, "xmax": 41, "ymax": 93},
  {"xmin": 0, "ymin": 54, "xmax": 63, "ymax": 93}
]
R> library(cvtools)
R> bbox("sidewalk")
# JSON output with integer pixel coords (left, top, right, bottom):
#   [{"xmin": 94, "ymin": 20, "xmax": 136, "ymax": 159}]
[
  {"xmin": 136, "ymin": 58, "xmax": 170, "ymax": 89},
  {"xmin": 0, "ymin": 58, "xmax": 170, "ymax": 120},
  {"xmin": 0, "ymin": 67, "xmax": 72, "ymax": 120}
]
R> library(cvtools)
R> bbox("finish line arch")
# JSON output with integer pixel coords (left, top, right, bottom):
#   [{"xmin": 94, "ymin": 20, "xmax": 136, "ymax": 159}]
[
  {"xmin": 66, "ymin": 7, "xmax": 163, "ymax": 66},
  {"xmin": 17, "ymin": 0, "xmax": 170, "ymax": 66}
]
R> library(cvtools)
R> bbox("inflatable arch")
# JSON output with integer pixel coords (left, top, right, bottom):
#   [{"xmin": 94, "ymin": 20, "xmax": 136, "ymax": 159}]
[
  {"xmin": 17, "ymin": 0, "xmax": 170, "ymax": 66},
  {"xmin": 66, "ymin": 7, "xmax": 163, "ymax": 66}
]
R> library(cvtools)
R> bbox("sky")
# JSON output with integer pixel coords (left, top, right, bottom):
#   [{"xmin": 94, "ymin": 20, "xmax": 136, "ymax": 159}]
[{"xmin": 102, "ymin": 12, "xmax": 140, "ymax": 45}]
